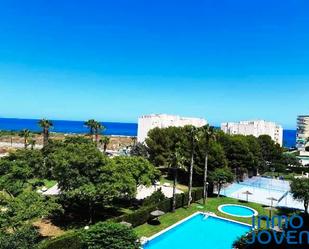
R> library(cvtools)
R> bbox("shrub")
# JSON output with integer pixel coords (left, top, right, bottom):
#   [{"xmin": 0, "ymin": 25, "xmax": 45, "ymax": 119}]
[
  {"xmin": 0, "ymin": 225, "xmax": 40, "ymax": 249},
  {"xmin": 142, "ymin": 189, "xmax": 167, "ymax": 207},
  {"xmin": 39, "ymin": 233, "xmax": 82, "ymax": 249},
  {"xmin": 40, "ymin": 188, "xmax": 204, "ymax": 249},
  {"xmin": 114, "ymin": 188, "xmax": 203, "ymax": 227},
  {"xmin": 80, "ymin": 222, "xmax": 140, "ymax": 249}
]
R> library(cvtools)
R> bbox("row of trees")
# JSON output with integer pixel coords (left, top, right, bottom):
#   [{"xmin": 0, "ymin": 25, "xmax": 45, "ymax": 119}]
[
  {"xmin": 132, "ymin": 125, "xmax": 300, "ymax": 211},
  {"xmin": 17, "ymin": 119, "xmax": 110, "ymax": 151},
  {"xmin": 0, "ymin": 137, "xmax": 160, "ymax": 230}
]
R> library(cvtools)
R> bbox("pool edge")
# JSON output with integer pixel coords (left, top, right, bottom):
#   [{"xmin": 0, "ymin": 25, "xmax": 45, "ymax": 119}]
[
  {"xmin": 218, "ymin": 204, "xmax": 259, "ymax": 218},
  {"xmin": 142, "ymin": 211, "xmax": 253, "ymax": 245}
]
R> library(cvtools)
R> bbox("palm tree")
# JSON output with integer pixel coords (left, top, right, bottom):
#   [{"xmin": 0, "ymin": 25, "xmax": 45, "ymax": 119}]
[
  {"xmin": 188, "ymin": 126, "xmax": 198, "ymax": 206},
  {"xmin": 28, "ymin": 139, "xmax": 36, "ymax": 150},
  {"xmin": 93, "ymin": 121, "xmax": 105, "ymax": 146},
  {"xmin": 169, "ymin": 142, "xmax": 186, "ymax": 212},
  {"xmin": 198, "ymin": 125, "xmax": 216, "ymax": 205},
  {"xmin": 38, "ymin": 119, "xmax": 53, "ymax": 147},
  {"xmin": 131, "ymin": 136, "xmax": 137, "ymax": 146},
  {"xmin": 99, "ymin": 136, "xmax": 110, "ymax": 152},
  {"xmin": 84, "ymin": 119, "xmax": 96, "ymax": 139},
  {"xmin": 18, "ymin": 129, "xmax": 31, "ymax": 148}
]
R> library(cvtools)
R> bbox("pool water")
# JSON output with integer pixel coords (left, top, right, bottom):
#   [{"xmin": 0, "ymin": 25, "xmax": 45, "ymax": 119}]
[
  {"xmin": 219, "ymin": 205, "xmax": 256, "ymax": 217},
  {"xmin": 143, "ymin": 213, "xmax": 250, "ymax": 249}
]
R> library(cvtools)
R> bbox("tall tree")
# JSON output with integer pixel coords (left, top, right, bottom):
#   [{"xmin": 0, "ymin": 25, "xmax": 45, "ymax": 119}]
[
  {"xmin": 169, "ymin": 142, "xmax": 185, "ymax": 212},
  {"xmin": 38, "ymin": 119, "xmax": 53, "ymax": 147},
  {"xmin": 84, "ymin": 119, "xmax": 97, "ymax": 139},
  {"xmin": 0, "ymin": 191, "xmax": 62, "ymax": 230},
  {"xmin": 198, "ymin": 125, "xmax": 216, "ymax": 205},
  {"xmin": 258, "ymin": 135, "xmax": 283, "ymax": 172},
  {"xmin": 210, "ymin": 167, "xmax": 234, "ymax": 197},
  {"xmin": 131, "ymin": 136, "xmax": 137, "ymax": 146},
  {"xmin": 49, "ymin": 141, "xmax": 142, "ymax": 223},
  {"xmin": 187, "ymin": 126, "xmax": 198, "ymax": 206},
  {"xmin": 99, "ymin": 136, "xmax": 110, "ymax": 152},
  {"xmin": 28, "ymin": 139, "xmax": 36, "ymax": 150},
  {"xmin": 94, "ymin": 121, "xmax": 105, "ymax": 146},
  {"xmin": 290, "ymin": 178, "xmax": 309, "ymax": 215},
  {"xmin": 18, "ymin": 129, "xmax": 31, "ymax": 148}
]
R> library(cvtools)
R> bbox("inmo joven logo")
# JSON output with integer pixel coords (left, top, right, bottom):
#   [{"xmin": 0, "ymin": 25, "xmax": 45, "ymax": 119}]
[{"xmin": 246, "ymin": 215, "xmax": 309, "ymax": 245}]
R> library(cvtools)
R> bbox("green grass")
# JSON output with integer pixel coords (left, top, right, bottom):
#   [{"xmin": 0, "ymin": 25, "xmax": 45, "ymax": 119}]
[
  {"xmin": 134, "ymin": 196, "xmax": 295, "ymax": 238},
  {"xmin": 159, "ymin": 177, "xmax": 188, "ymax": 192},
  {"xmin": 28, "ymin": 179, "xmax": 57, "ymax": 189},
  {"xmin": 43, "ymin": 179, "xmax": 57, "ymax": 188}
]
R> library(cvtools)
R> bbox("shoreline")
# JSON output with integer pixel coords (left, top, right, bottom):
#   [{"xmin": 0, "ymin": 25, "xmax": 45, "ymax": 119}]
[{"xmin": 0, "ymin": 133, "xmax": 135, "ymax": 152}]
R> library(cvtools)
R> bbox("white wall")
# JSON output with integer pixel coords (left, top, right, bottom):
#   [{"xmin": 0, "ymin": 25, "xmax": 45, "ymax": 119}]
[
  {"xmin": 221, "ymin": 120, "xmax": 283, "ymax": 146},
  {"xmin": 137, "ymin": 114, "xmax": 207, "ymax": 143}
]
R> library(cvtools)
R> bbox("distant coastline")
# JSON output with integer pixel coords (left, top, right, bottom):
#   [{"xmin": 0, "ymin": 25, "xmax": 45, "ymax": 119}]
[
  {"xmin": 0, "ymin": 118, "xmax": 137, "ymax": 137},
  {"xmin": 0, "ymin": 117, "xmax": 296, "ymax": 148}
]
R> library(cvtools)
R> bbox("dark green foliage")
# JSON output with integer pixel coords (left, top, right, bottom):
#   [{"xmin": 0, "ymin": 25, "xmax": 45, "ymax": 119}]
[
  {"xmin": 48, "ymin": 138, "xmax": 158, "ymax": 223},
  {"xmin": 0, "ymin": 225, "xmax": 40, "ymax": 249},
  {"xmin": 0, "ymin": 191, "xmax": 63, "ymax": 229},
  {"xmin": 209, "ymin": 167, "xmax": 234, "ymax": 196},
  {"xmin": 39, "ymin": 233, "xmax": 82, "ymax": 249},
  {"xmin": 7, "ymin": 149, "xmax": 45, "ymax": 178},
  {"xmin": 146, "ymin": 127, "xmax": 289, "ymax": 184},
  {"xmin": 290, "ymin": 178, "xmax": 309, "ymax": 214},
  {"xmin": 0, "ymin": 159, "xmax": 31, "ymax": 196},
  {"xmin": 0, "ymin": 149, "xmax": 45, "ymax": 195},
  {"xmin": 280, "ymin": 153, "xmax": 301, "ymax": 167},
  {"xmin": 40, "ymin": 188, "xmax": 203, "ymax": 249},
  {"xmin": 195, "ymin": 140, "xmax": 228, "ymax": 173},
  {"xmin": 146, "ymin": 126, "xmax": 186, "ymax": 167},
  {"xmin": 130, "ymin": 142, "xmax": 149, "ymax": 158},
  {"xmin": 114, "ymin": 188, "xmax": 203, "ymax": 227},
  {"xmin": 142, "ymin": 189, "xmax": 167, "ymax": 207},
  {"xmin": 112, "ymin": 156, "xmax": 160, "ymax": 186},
  {"xmin": 258, "ymin": 135, "xmax": 283, "ymax": 161},
  {"xmin": 80, "ymin": 222, "xmax": 140, "ymax": 249}
]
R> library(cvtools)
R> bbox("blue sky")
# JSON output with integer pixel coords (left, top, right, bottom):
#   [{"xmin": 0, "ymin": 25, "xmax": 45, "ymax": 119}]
[{"xmin": 0, "ymin": 0, "xmax": 308, "ymax": 129}]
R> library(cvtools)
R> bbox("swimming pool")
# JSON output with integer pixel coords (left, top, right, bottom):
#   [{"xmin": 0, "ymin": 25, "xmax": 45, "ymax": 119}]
[
  {"xmin": 142, "ymin": 213, "xmax": 251, "ymax": 249},
  {"xmin": 218, "ymin": 204, "xmax": 258, "ymax": 218}
]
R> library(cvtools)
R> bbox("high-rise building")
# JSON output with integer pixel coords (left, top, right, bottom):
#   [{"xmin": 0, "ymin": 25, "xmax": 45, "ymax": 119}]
[
  {"xmin": 296, "ymin": 115, "xmax": 309, "ymax": 150},
  {"xmin": 221, "ymin": 120, "xmax": 283, "ymax": 146},
  {"xmin": 137, "ymin": 114, "xmax": 207, "ymax": 143}
]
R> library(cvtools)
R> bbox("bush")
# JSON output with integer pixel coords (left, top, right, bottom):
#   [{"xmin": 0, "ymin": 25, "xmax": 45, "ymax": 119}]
[
  {"xmin": 113, "ymin": 188, "xmax": 203, "ymax": 227},
  {"xmin": 0, "ymin": 225, "xmax": 40, "ymax": 249},
  {"xmin": 81, "ymin": 222, "xmax": 140, "ymax": 249},
  {"xmin": 142, "ymin": 189, "xmax": 167, "ymax": 207},
  {"xmin": 41, "ymin": 188, "xmax": 204, "ymax": 249},
  {"xmin": 39, "ymin": 233, "xmax": 82, "ymax": 249}
]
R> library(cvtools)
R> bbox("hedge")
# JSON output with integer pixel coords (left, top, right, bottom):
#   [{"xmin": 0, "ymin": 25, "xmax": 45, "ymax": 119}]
[
  {"xmin": 40, "ymin": 188, "xmax": 203, "ymax": 249},
  {"xmin": 39, "ymin": 232, "xmax": 82, "ymax": 249},
  {"xmin": 111, "ymin": 188, "xmax": 203, "ymax": 227}
]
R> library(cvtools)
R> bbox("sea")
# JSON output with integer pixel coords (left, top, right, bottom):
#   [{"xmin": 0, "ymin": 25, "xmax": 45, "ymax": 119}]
[
  {"xmin": 0, "ymin": 118, "xmax": 297, "ymax": 148},
  {"xmin": 0, "ymin": 118, "xmax": 137, "ymax": 137}
]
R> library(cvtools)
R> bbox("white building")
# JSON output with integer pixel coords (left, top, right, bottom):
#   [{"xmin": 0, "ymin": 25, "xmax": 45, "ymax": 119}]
[
  {"xmin": 221, "ymin": 120, "xmax": 283, "ymax": 146},
  {"xmin": 137, "ymin": 114, "xmax": 207, "ymax": 143},
  {"xmin": 296, "ymin": 115, "xmax": 309, "ymax": 151}
]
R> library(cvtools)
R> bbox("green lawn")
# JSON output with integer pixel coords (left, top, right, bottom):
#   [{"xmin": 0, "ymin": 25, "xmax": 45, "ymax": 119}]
[
  {"xmin": 134, "ymin": 196, "xmax": 294, "ymax": 238},
  {"xmin": 28, "ymin": 179, "xmax": 57, "ymax": 189},
  {"xmin": 159, "ymin": 177, "xmax": 188, "ymax": 192}
]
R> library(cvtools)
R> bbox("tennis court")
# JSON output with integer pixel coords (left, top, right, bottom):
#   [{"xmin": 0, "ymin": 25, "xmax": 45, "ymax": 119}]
[{"xmin": 220, "ymin": 177, "xmax": 304, "ymax": 210}]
